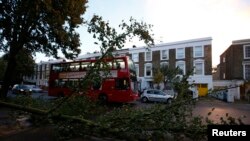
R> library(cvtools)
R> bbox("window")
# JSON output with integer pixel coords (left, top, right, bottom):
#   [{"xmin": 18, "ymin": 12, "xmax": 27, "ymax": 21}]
[
  {"xmin": 194, "ymin": 60, "xmax": 204, "ymax": 75},
  {"xmin": 194, "ymin": 46, "xmax": 203, "ymax": 58},
  {"xmin": 145, "ymin": 51, "xmax": 152, "ymax": 61},
  {"xmin": 160, "ymin": 62, "xmax": 168, "ymax": 68},
  {"xmin": 176, "ymin": 48, "xmax": 185, "ymax": 59},
  {"xmin": 135, "ymin": 64, "xmax": 139, "ymax": 77},
  {"xmin": 132, "ymin": 53, "xmax": 139, "ymax": 62},
  {"xmin": 161, "ymin": 50, "xmax": 169, "ymax": 60},
  {"xmin": 244, "ymin": 45, "xmax": 250, "ymax": 59},
  {"xmin": 145, "ymin": 63, "xmax": 152, "ymax": 77},
  {"xmin": 244, "ymin": 64, "xmax": 250, "ymax": 80},
  {"xmin": 176, "ymin": 61, "xmax": 185, "ymax": 75}
]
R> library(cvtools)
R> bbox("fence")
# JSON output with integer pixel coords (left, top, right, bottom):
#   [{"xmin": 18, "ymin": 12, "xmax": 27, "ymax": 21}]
[{"xmin": 209, "ymin": 86, "xmax": 239, "ymax": 102}]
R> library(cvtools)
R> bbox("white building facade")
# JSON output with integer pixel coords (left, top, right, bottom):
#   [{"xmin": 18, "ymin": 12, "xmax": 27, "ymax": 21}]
[
  {"xmin": 23, "ymin": 59, "xmax": 65, "ymax": 87},
  {"xmin": 129, "ymin": 37, "xmax": 213, "ymax": 96}
]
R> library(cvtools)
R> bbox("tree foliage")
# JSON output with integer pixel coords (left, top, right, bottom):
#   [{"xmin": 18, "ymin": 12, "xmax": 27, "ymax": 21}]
[
  {"xmin": 87, "ymin": 15, "xmax": 154, "ymax": 58},
  {"xmin": 153, "ymin": 68, "xmax": 164, "ymax": 89},
  {"xmin": 0, "ymin": 0, "xmax": 88, "ymax": 98},
  {"xmin": 0, "ymin": 50, "xmax": 35, "ymax": 84},
  {"xmin": 153, "ymin": 64, "xmax": 182, "ymax": 90}
]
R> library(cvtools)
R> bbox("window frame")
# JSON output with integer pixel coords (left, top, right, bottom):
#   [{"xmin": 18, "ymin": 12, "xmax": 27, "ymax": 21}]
[
  {"xmin": 161, "ymin": 49, "xmax": 169, "ymax": 60},
  {"xmin": 132, "ymin": 53, "xmax": 139, "ymax": 62},
  {"xmin": 135, "ymin": 64, "xmax": 139, "ymax": 77},
  {"xmin": 244, "ymin": 45, "xmax": 250, "ymax": 59},
  {"xmin": 160, "ymin": 62, "xmax": 169, "ymax": 68},
  {"xmin": 145, "ymin": 51, "xmax": 152, "ymax": 61},
  {"xmin": 176, "ymin": 48, "xmax": 185, "ymax": 59},
  {"xmin": 176, "ymin": 61, "xmax": 186, "ymax": 75},
  {"xmin": 194, "ymin": 59, "xmax": 204, "ymax": 75},
  {"xmin": 243, "ymin": 62, "xmax": 250, "ymax": 80},
  {"xmin": 193, "ymin": 46, "xmax": 204, "ymax": 58},
  {"xmin": 144, "ymin": 63, "xmax": 152, "ymax": 77}
]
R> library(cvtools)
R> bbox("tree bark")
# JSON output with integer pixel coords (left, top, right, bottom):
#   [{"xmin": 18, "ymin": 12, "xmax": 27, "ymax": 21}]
[{"xmin": 0, "ymin": 43, "xmax": 19, "ymax": 98}]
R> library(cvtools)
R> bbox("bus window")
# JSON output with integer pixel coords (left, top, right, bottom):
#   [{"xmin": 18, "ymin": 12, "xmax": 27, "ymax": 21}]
[
  {"xmin": 67, "ymin": 79, "xmax": 79, "ymax": 90},
  {"xmin": 81, "ymin": 62, "xmax": 89, "ymax": 70},
  {"xmin": 128, "ymin": 58, "xmax": 136, "ymax": 71},
  {"xmin": 70, "ymin": 62, "xmax": 80, "ymax": 71},
  {"xmin": 75, "ymin": 63, "xmax": 80, "ymax": 71},
  {"xmin": 107, "ymin": 62, "xmax": 112, "ymax": 69},
  {"xmin": 113, "ymin": 59, "xmax": 125, "ymax": 69},
  {"xmin": 61, "ymin": 64, "xmax": 70, "ymax": 72},
  {"xmin": 52, "ymin": 64, "xmax": 62, "ymax": 72},
  {"xmin": 115, "ymin": 78, "xmax": 129, "ymax": 90}
]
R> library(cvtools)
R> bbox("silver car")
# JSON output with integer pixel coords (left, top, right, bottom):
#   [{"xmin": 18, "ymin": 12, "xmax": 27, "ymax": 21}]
[{"xmin": 140, "ymin": 89, "xmax": 174, "ymax": 104}]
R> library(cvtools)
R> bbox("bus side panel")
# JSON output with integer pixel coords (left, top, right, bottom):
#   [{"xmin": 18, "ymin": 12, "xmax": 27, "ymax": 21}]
[
  {"xmin": 48, "ymin": 87, "xmax": 72, "ymax": 97},
  {"xmin": 101, "ymin": 79, "xmax": 138, "ymax": 103}
]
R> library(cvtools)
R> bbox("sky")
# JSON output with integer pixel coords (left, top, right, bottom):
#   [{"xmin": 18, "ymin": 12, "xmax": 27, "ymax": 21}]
[{"xmin": 35, "ymin": 0, "xmax": 250, "ymax": 66}]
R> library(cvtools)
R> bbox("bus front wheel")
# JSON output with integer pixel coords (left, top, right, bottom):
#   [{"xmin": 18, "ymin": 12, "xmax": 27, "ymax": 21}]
[
  {"xmin": 58, "ymin": 92, "xmax": 64, "ymax": 97},
  {"xmin": 98, "ymin": 94, "xmax": 108, "ymax": 104}
]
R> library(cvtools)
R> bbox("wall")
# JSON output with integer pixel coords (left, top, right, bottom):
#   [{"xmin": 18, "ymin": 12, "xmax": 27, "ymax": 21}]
[{"xmin": 213, "ymin": 80, "xmax": 244, "ymax": 100}]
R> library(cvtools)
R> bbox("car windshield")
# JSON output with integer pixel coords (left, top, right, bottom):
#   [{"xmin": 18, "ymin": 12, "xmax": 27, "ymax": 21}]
[{"xmin": 20, "ymin": 85, "xmax": 29, "ymax": 89}]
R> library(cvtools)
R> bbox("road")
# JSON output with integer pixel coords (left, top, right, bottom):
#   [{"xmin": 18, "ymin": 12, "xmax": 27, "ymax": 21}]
[
  {"xmin": 6, "ymin": 90, "xmax": 250, "ymax": 124},
  {"xmin": 7, "ymin": 90, "xmax": 56, "ymax": 100},
  {"xmin": 192, "ymin": 97, "xmax": 250, "ymax": 124},
  {"xmin": 135, "ymin": 97, "xmax": 250, "ymax": 124}
]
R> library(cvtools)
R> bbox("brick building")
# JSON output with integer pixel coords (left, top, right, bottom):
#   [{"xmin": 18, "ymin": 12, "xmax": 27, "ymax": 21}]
[
  {"xmin": 219, "ymin": 39, "xmax": 250, "ymax": 80},
  {"xmin": 214, "ymin": 39, "xmax": 250, "ymax": 100},
  {"xmin": 129, "ymin": 37, "xmax": 213, "ymax": 96}
]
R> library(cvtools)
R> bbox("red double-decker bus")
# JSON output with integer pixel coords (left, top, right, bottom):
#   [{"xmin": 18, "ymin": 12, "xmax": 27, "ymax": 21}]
[{"xmin": 48, "ymin": 56, "xmax": 139, "ymax": 103}]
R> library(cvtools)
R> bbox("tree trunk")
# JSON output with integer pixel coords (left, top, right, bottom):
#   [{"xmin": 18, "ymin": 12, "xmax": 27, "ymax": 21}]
[{"xmin": 0, "ymin": 45, "xmax": 18, "ymax": 98}]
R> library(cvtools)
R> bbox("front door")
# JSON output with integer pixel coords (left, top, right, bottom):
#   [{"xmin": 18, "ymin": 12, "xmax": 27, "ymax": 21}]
[{"xmin": 197, "ymin": 84, "xmax": 208, "ymax": 96}]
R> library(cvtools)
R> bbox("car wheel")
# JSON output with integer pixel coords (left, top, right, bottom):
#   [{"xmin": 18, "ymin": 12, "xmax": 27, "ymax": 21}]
[
  {"xmin": 167, "ymin": 98, "xmax": 172, "ymax": 104},
  {"xmin": 141, "ymin": 97, "xmax": 148, "ymax": 103}
]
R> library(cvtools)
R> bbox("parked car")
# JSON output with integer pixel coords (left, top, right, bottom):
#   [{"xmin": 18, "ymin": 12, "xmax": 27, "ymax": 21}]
[
  {"xmin": 163, "ymin": 85, "xmax": 178, "ymax": 99},
  {"xmin": 188, "ymin": 87, "xmax": 199, "ymax": 99},
  {"xmin": 12, "ymin": 84, "xmax": 32, "ymax": 95},
  {"xmin": 173, "ymin": 88, "xmax": 199, "ymax": 100},
  {"xmin": 27, "ymin": 85, "xmax": 43, "ymax": 93},
  {"xmin": 140, "ymin": 89, "xmax": 174, "ymax": 104}
]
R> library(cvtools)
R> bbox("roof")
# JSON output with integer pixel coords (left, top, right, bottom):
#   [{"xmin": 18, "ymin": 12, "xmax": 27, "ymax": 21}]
[{"xmin": 232, "ymin": 39, "xmax": 250, "ymax": 45}]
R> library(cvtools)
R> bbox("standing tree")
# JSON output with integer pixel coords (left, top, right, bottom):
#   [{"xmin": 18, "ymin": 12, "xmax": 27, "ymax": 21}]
[
  {"xmin": 0, "ymin": 57, "xmax": 7, "ymax": 81},
  {"xmin": 0, "ymin": 0, "xmax": 88, "ymax": 98},
  {"xmin": 0, "ymin": 49, "xmax": 35, "ymax": 84},
  {"xmin": 153, "ymin": 64, "xmax": 181, "ymax": 90},
  {"xmin": 0, "ymin": 1, "xmax": 154, "ymax": 98},
  {"xmin": 153, "ymin": 67, "xmax": 164, "ymax": 89}
]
